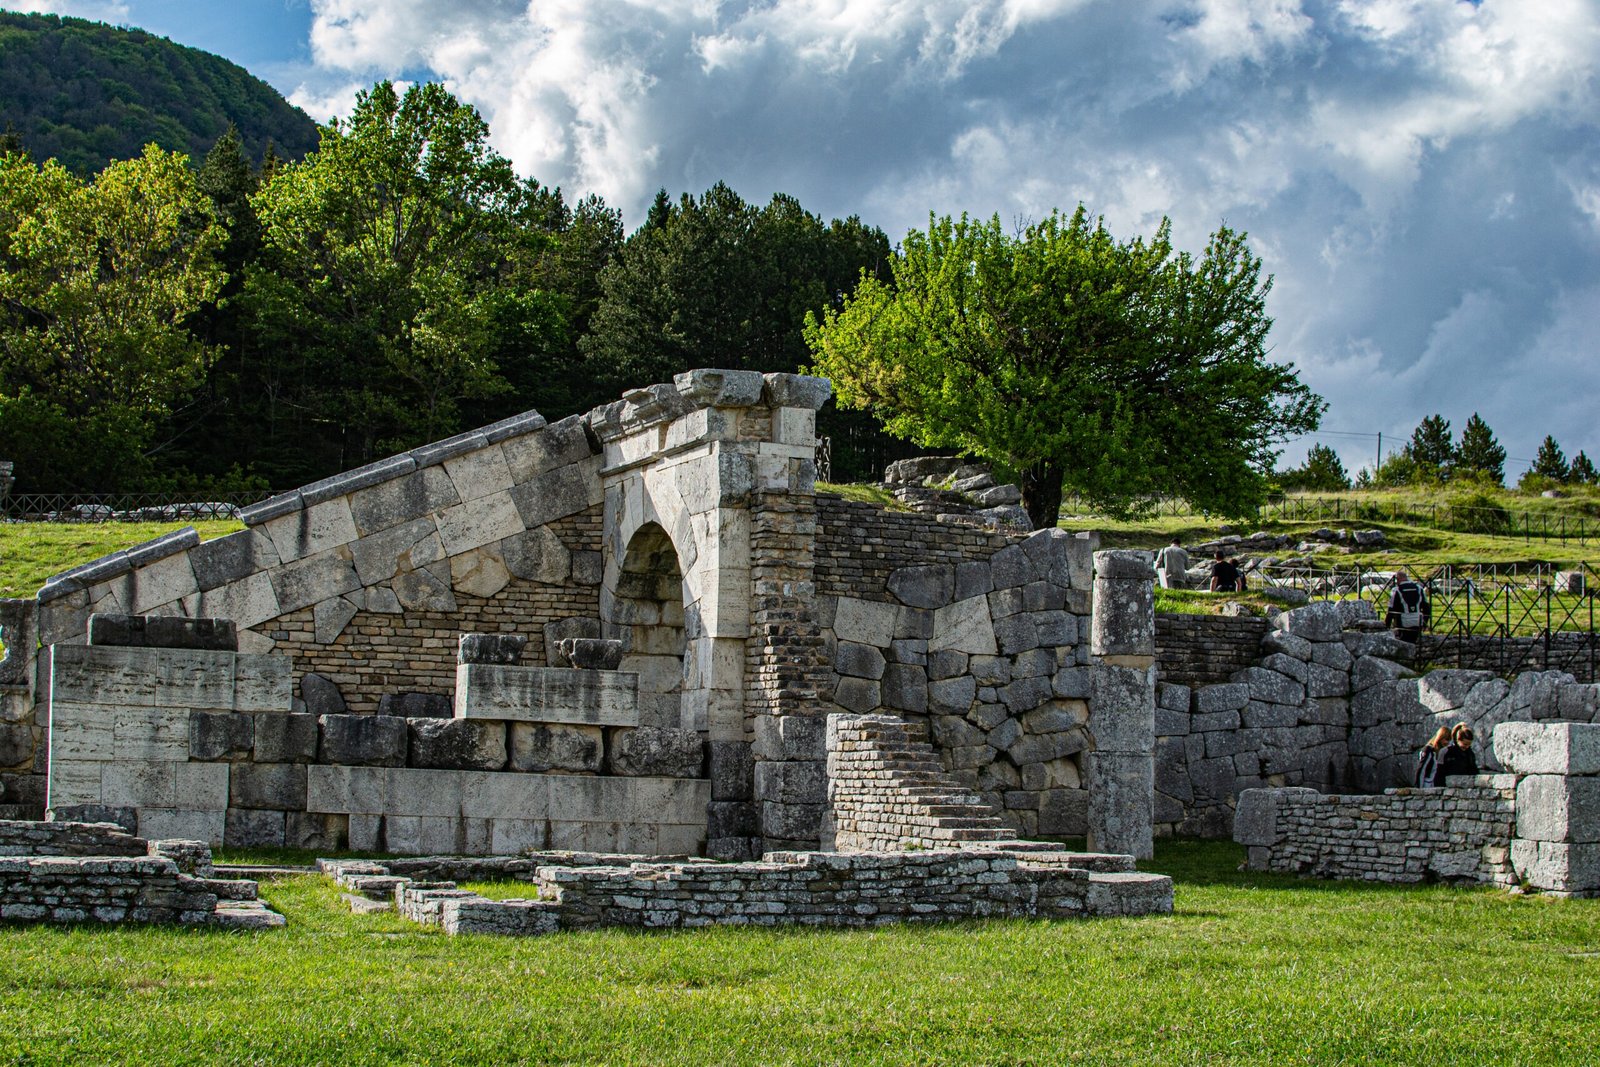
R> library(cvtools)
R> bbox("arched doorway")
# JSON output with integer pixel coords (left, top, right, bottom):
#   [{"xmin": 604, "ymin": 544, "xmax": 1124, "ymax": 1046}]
[{"xmin": 606, "ymin": 523, "xmax": 687, "ymax": 728}]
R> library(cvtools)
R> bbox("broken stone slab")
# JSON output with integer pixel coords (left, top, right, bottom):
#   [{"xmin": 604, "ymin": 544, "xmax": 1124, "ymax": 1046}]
[
  {"xmin": 408, "ymin": 718, "xmax": 507, "ymax": 772},
  {"xmin": 557, "ymin": 638, "xmax": 624, "ymax": 671},
  {"xmin": 609, "ymin": 726, "xmax": 705, "ymax": 778},
  {"xmin": 300, "ymin": 673, "xmax": 347, "ymax": 717},
  {"xmin": 458, "ymin": 633, "xmax": 528, "ymax": 666},
  {"xmin": 88, "ymin": 614, "xmax": 237, "ymax": 652}
]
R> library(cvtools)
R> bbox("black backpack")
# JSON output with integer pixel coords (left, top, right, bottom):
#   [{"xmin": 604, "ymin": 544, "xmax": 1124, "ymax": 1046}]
[{"xmin": 1414, "ymin": 746, "xmax": 1438, "ymax": 787}]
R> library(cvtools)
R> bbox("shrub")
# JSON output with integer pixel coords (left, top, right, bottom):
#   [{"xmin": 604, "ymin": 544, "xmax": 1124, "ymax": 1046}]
[{"xmin": 1445, "ymin": 491, "xmax": 1512, "ymax": 534}]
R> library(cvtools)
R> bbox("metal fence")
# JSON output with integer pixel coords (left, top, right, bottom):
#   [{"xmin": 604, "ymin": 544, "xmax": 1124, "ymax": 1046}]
[
  {"xmin": 1, "ymin": 491, "xmax": 273, "ymax": 523},
  {"xmin": 1243, "ymin": 560, "xmax": 1598, "ymax": 678}
]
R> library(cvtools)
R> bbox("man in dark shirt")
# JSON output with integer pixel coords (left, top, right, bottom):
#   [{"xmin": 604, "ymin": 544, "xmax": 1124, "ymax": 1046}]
[{"xmin": 1209, "ymin": 552, "xmax": 1241, "ymax": 593}]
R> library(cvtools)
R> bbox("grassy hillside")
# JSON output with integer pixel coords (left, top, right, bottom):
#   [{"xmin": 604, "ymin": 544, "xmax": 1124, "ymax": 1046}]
[
  {"xmin": 0, "ymin": 11, "xmax": 318, "ymax": 171},
  {"xmin": 0, "ymin": 519, "xmax": 241, "ymax": 600}
]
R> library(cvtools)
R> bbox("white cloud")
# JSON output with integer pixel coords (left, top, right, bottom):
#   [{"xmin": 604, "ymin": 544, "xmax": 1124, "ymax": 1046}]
[{"xmin": 5, "ymin": 0, "xmax": 127, "ymax": 19}]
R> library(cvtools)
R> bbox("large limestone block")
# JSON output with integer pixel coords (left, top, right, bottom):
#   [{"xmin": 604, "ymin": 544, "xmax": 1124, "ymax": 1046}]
[
  {"xmin": 1494, "ymin": 721, "xmax": 1600, "ymax": 775},
  {"xmin": 151, "ymin": 648, "xmax": 235, "ymax": 709},
  {"xmin": 348, "ymin": 465, "xmax": 461, "ymax": 536},
  {"xmin": 436, "ymin": 490, "xmax": 525, "ymax": 558},
  {"xmin": 831, "ymin": 597, "xmax": 898, "ymax": 648},
  {"xmin": 1273, "ymin": 601, "xmax": 1346, "ymax": 642},
  {"xmin": 409, "ymin": 718, "xmax": 508, "ymax": 771},
  {"xmin": 305, "ymin": 764, "xmax": 391, "ymax": 815},
  {"xmin": 501, "ymin": 414, "xmax": 598, "ymax": 483},
  {"xmin": 609, "ymin": 726, "xmax": 705, "ymax": 778},
  {"xmin": 510, "ymin": 456, "xmax": 604, "ymax": 529},
  {"xmin": 1516, "ymin": 774, "xmax": 1600, "ymax": 843},
  {"xmin": 461, "ymin": 770, "xmax": 551, "ymax": 821},
  {"xmin": 253, "ymin": 713, "xmax": 319, "ymax": 763},
  {"xmin": 1419, "ymin": 670, "xmax": 1498, "ymax": 713},
  {"xmin": 197, "ymin": 571, "xmax": 281, "ymax": 630},
  {"xmin": 230, "ymin": 763, "xmax": 307, "ymax": 811},
  {"xmin": 136, "ymin": 808, "xmax": 225, "ymax": 846},
  {"xmin": 455, "ymin": 664, "xmax": 639, "ymax": 726},
  {"xmin": 393, "ymin": 563, "xmax": 458, "ymax": 613},
  {"xmin": 318, "ymin": 714, "xmax": 408, "ymax": 767},
  {"xmin": 312, "ymin": 597, "xmax": 360, "ymax": 645},
  {"xmin": 930, "ymin": 595, "xmax": 997, "ymax": 656},
  {"xmin": 189, "ymin": 711, "xmax": 253, "ymax": 761},
  {"xmin": 1511, "ymin": 838, "xmax": 1600, "ymax": 894},
  {"xmin": 887, "ymin": 564, "xmax": 955, "ymax": 609},
  {"xmin": 189, "ymin": 529, "xmax": 281, "ymax": 592},
  {"xmin": 234, "ymin": 655, "xmax": 292, "ymax": 712},
  {"xmin": 1232, "ymin": 666, "xmax": 1305, "ymax": 708},
  {"xmin": 1090, "ymin": 551, "xmax": 1155, "ymax": 657},
  {"xmin": 101, "ymin": 760, "xmax": 178, "ymax": 807},
  {"xmin": 450, "ymin": 547, "xmax": 513, "ymax": 599},
  {"xmin": 1085, "ymin": 751, "xmax": 1154, "ymax": 859},
  {"xmin": 270, "ymin": 550, "xmax": 361, "ymax": 616},
  {"xmin": 509, "ymin": 722, "xmax": 603, "ymax": 773},
  {"xmin": 262, "ymin": 498, "xmax": 358, "ymax": 565},
  {"xmin": 501, "ymin": 527, "xmax": 572, "ymax": 584},
  {"xmin": 113, "ymin": 707, "xmax": 192, "ymax": 761},
  {"xmin": 49, "ymin": 643, "xmax": 157, "ymax": 706},
  {"xmin": 443, "ymin": 442, "xmax": 515, "ymax": 503},
  {"xmin": 349, "ymin": 518, "xmax": 444, "ymax": 585},
  {"xmin": 127, "ymin": 552, "xmax": 200, "ymax": 615}
]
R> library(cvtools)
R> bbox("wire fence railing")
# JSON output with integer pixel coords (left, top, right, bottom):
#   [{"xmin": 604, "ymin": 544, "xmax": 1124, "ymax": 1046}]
[
  {"xmin": 1, "ymin": 491, "xmax": 274, "ymax": 523},
  {"xmin": 1064, "ymin": 493, "xmax": 1598, "ymax": 544},
  {"xmin": 1242, "ymin": 560, "xmax": 1599, "ymax": 678}
]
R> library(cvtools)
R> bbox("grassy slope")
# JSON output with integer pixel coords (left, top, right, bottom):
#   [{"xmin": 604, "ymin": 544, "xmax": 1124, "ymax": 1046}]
[
  {"xmin": 0, "ymin": 841, "xmax": 1595, "ymax": 1065},
  {"xmin": 0, "ymin": 519, "xmax": 242, "ymax": 599}
]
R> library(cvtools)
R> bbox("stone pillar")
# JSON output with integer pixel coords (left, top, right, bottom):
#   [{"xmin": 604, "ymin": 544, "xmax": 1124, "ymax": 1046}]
[
  {"xmin": 1497, "ymin": 722, "xmax": 1600, "ymax": 896},
  {"xmin": 1086, "ymin": 549, "xmax": 1156, "ymax": 859}
]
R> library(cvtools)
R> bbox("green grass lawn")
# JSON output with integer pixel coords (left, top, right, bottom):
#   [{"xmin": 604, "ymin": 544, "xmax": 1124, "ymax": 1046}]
[
  {"xmin": 0, "ymin": 519, "xmax": 242, "ymax": 599},
  {"xmin": 1, "ymin": 841, "xmax": 1595, "ymax": 1065}
]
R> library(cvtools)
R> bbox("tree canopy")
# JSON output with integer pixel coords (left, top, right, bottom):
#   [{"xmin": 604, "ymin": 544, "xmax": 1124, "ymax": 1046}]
[
  {"xmin": 1455, "ymin": 413, "xmax": 1506, "ymax": 486},
  {"xmin": 0, "ymin": 145, "xmax": 224, "ymax": 489},
  {"xmin": 1278, "ymin": 443, "xmax": 1350, "ymax": 492},
  {"xmin": 805, "ymin": 207, "xmax": 1323, "ymax": 525}
]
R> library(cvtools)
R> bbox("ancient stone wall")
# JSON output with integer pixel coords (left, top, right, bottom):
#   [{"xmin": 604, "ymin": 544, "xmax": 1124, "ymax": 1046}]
[
  {"xmin": 1237, "ymin": 721, "xmax": 1600, "ymax": 896},
  {"xmin": 1155, "ymin": 613, "xmax": 1269, "ymax": 687},
  {"xmin": 813, "ymin": 502, "xmax": 1103, "ymax": 843}
]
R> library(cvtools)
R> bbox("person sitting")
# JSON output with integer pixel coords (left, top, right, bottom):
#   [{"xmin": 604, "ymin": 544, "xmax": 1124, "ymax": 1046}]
[
  {"xmin": 1386, "ymin": 569, "xmax": 1430, "ymax": 644},
  {"xmin": 1209, "ymin": 552, "xmax": 1241, "ymax": 593},
  {"xmin": 1154, "ymin": 538, "xmax": 1190, "ymax": 589},
  {"xmin": 1438, "ymin": 723, "xmax": 1478, "ymax": 782},
  {"xmin": 1415, "ymin": 726, "xmax": 1452, "ymax": 788}
]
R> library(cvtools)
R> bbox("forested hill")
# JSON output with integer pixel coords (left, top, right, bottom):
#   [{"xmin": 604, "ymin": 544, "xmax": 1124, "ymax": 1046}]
[{"xmin": 0, "ymin": 11, "xmax": 318, "ymax": 171}]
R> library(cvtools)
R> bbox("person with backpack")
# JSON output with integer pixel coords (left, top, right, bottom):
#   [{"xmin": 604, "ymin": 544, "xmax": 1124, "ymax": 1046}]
[
  {"xmin": 1414, "ymin": 726, "xmax": 1452, "ymax": 788},
  {"xmin": 1386, "ymin": 569, "xmax": 1430, "ymax": 643}
]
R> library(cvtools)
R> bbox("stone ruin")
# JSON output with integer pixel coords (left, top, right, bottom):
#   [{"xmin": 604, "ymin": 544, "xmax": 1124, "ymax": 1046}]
[{"xmin": 0, "ymin": 368, "xmax": 1176, "ymax": 929}]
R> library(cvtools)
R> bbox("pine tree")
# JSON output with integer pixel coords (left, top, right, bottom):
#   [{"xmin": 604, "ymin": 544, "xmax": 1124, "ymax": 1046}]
[
  {"xmin": 1569, "ymin": 450, "xmax": 1597, "ymax": 485},
  {"xmin": 1532, "ymin": 435, "xmax": 1570, "ymax": 481},
  {"xmin": 1454, "ymin": 412, "xmax": 1506, "ymax": 486},
  {"xmin": 1406, "ymin": 414, "xmax": 1453, "ymax": 480},
  {"xmin": 1280, "ymin": 443, "xmax": 1349, "ymax": 491}
]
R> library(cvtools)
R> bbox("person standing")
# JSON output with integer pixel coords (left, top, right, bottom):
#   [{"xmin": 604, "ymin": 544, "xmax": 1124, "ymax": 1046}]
[
  {"xmin": 1209, "ymin": 552, "xmax": 1241, "ymax": 593},
  {"xmin": 1438, "ymin": 723, "xmax": 1478, "ymax": 781},
  {"xmin": 1154, "ymin": 538, "xmax": 1190, "ymax": 589},
  {"xmin": 1386, "ymin": 569, "xmax": 1430, "ymax": 643},
  {"xmin": 1415, "ymin": 726, "xmax": 1452, "ymax": 788}
]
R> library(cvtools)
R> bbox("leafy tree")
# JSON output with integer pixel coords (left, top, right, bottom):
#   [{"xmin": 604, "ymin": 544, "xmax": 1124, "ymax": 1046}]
[
  {"xmin": 245, "ymin": 81, "xmax": 561, "ymax": 479},
  {"xmin": 1569, "ymin": 450, "xmax": 1598, "ymax": 485},
  {"xmin": 0, "ymin": 146, "xmax": 224, "ymax": 490},
  {"xmin": 1278, "ymin": 443, "xmax": 1350, "ymax": 492},
  {"xmin": 1454, "ymin": 412, "xmax": 1506, "ymax": 486},
  {"xmin": 806, "ymin": 207, "xmax": 1323, "ymax": 525},
  {"xmin": 581, "ymin": 182, "xmax": 890, "ymax": 397},
  {"xmin": 1531, "ymin": 435, "xmax": 1570, "ymax": 482},
  {"xmin": 1404, "ymin": 415, "xmax": 1453, "ymax": 481},
  {"xmin": 1372, "ymin": 449, "xmax": 1420, "ymax": 489}
]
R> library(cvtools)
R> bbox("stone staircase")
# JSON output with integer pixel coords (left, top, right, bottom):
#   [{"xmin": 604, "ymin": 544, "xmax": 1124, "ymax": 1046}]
[{"xmin": 826, "ymin": 713, "xmax": 1016, "ymax": 849}]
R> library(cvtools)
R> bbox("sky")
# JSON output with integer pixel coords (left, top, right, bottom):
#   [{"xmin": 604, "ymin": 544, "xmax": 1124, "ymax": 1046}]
[{"xmin": 7, "ymin": 0, "xmax": 1600, "ymax": 480}]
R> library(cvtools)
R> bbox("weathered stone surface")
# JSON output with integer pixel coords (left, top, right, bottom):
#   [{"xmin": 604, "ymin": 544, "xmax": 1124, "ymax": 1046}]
[
  {"xmin": 501, "ymin": 414, "xmax": 597, "ymax": 482},
  {"xmin": 230, "ymin": 763, "xmax": 307, "ymax": 811},
  {"xmin": 189, "ymin": 530, "xmax": 281, "ymax": 592},
  {"xmin": 887, "ymin": 564, "xmax": 954, "ymax": 609},
  {"xmin": 1511, "ymin": 839, "xmax": 1600, "ymax": 894},
  {"xmin": 1232, "ymin": 667, "xmax": 1305, "ymax": 708},
  {"xmin": 224, "ymin": 808, "xmax": 286, "ymax": 849},
  {"xmin": 508, "ymin": 722, "xmax": 604, "ymax": 773},
  {"xmin": 753, "ymin": 715, "xmax": 826, "ymax": 763},
  {"xmin": 609, "ymin": 727, "xmax": 704, "ymax": 778},
  {"xmin": 1091, "ymin": 664, "xmax": 1156, "ymax": 753},
  {"xmin": 929, "ymin": 675, "xmax": 978, "ymax": 714},
  {"xmin": 409, "ymin": 718, "xmax": 507, "ymax": 771},
  {"xmin": 762, "ymin": 372, "xmax": 832, "ymax": 410},
  {"xmin": 1494, "ymin": 721, "xmax": 1600, "ymax": 775},
  {"xmin": 300, "ymin": 673, "xmax": 346, "ymax": 716},
  {"xmin": 253, "ymin": 713, "xmax": 319, "ymax": 763},
  {"xmin": 318, "ymin": 714, "xmax": 408, "ymax": 767},
  {"xmin": 1086, "ymin": 751, "xmax": 1153, "ymax": 859},
  {"xmin": 312, "ymin": 597, "xmax": 360, "ymax": 645},
  {"xmin": 189, "ymin": 712, "xmax": 253, "ymax": 761},
  {"xmin": 1351, "ymin": 655, "xmax": 1415, "ymax": 693},
  {"xmin": 833, "ymin": 677, "xmax": 882, "ymax": 713},
  {"xmin": 835, "ymin": 642, "xmax": 887, "ymax": 681},
  {"xmin": 458, "ymin": 633, "xmax": 528, "ymax": 666},
  {"xmin": 348, "ymin": 466, "xmax": 460, "ymax": 536},
  {"xmin": 1091, "ymin": 559, "xmax": 1155, "ymax": 657},
  {"xmin": 450, "ymin": 548, "xmax": 513, "ymax": 598},
  {"xmin": 456, "ymin": 664, "xmax": 638, "ymax": 726},
  {"xmin": 558, "ymin": 638, "xmax": 625, "ymax": 670},
  {"xmin": 930, "ymin": 596, "xmax": 997, "ymax": 656},
  {"xmin": 832, "ymin": 597, "xmax": 898, "ymax": 648},
  {"xmin": 1273, "ymin": 601, "xmax": 1346, "ymax": 642},
  {"xmin": 500, "ymin": 527, "xmax": 572, "ymax": 585},
  {"xmin": 392, "ymin": 564, "xmax": 458, "ymax": 613},
  {"xmin": 707, "ymin": 739, "xmax": 754, "ymax": 801},
  {"xmin": 88, "ymin": 614, "xmax": 237, "ymax": 652}
]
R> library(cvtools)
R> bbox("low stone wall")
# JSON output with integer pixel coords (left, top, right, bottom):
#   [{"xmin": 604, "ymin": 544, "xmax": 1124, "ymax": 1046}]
[
  {"xmin": 1237, "ymin": 721, "xmax": 1600, "ymax": 896},
  {"xmin": 1155, "ymin": 613, "xmax": 1268, "ymax": 688},
  {"xmin": 1420, "ymin": 632, "xmax": 1600, "ymax": 682},
  {"xmin": 0, "ymin": 818, "xmax": 281, "ymax": 927},
  {"xmin": 1234, "ymin": 781, "xmax": 1518, "ymax": 886},
  {"xmin": 325, "ymin": 846, "xmax": 1174, "ymax": 936}
]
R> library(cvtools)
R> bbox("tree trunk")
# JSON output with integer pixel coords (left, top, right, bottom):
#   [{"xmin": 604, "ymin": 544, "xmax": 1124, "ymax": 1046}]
[{"xmin": 1020, "ymin": 461, "xmax": 1065, "ymax": 530}]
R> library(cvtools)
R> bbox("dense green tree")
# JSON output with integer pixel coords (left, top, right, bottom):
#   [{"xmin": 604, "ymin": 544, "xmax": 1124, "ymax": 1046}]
[
  {"xmin": 1569, "ymin": 451, "xmax": 1597, "ymax": 485},
  {"xmin": 1404, "ymin": 415, "xmax": 1453, "ymax": 480},
  {"xmin": 0, "ymin": 146, "xmax": 224, "ymax": 490},
  {"xmin": 580, "ymin": 182, "xmax": 890, "ymax": 399},
  {"xmin": 1279, "ymin": 443, "xmax": 1350, "ymax": 492},
  {"xmin": 1454, "ymin": 413, "xmax": 1506, "ymax": 486},
  {"xmin": 1531, "ymin": 435, "xmax": 1570, "ymax": 482},
  {"xmin": 1372, "ymin": 449, "xmax": 1420, "ymax": 489},
  {"xmin": 806, "ymin": 207, "xmax": 1323, "ymax": 525},
  {"xmin": 244, "ymin": 81, "xmax": 562, "ymax": 480}
]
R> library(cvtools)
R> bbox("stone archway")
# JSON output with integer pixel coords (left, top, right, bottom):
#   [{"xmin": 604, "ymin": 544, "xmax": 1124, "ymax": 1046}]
[{"xmin": 607, "ymin": 523, "xmax": 688, "ymax": 728}]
